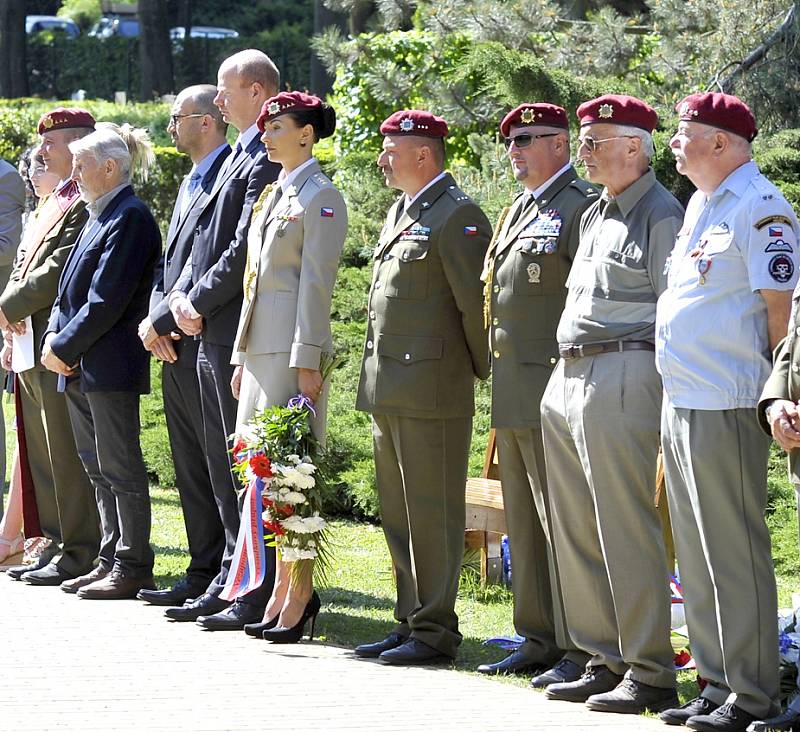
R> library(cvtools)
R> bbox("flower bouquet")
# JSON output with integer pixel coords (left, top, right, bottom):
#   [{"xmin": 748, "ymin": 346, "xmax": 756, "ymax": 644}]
[{"xmin": 219, "ymin": 352, "xmax": 342, "ymax": 601}]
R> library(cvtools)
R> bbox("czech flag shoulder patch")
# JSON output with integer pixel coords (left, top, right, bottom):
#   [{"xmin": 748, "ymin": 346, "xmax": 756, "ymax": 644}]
[
  {"xmin": 464, "ymin": 225, "xmax": 478, "ymax": 236},
  {"xmin": 321, "ymin": 207, "xmax": 335, "ymax": 217}
]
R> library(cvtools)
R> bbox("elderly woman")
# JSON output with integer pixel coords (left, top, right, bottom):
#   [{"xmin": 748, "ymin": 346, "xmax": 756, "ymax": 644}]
[
  {"xmin": 42, "ymin": 124, "xmax": 161, "ymax": 599},
  {"xmin": 230, "ymin": 92, "xmax": 347, "ymax": 642}
]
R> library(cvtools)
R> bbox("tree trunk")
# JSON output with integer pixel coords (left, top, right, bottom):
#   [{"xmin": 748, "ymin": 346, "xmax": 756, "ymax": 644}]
[
  {"xmin": 138, "ymin": 0, "xmax": 174, "ymax": 100},
  {"xmin": 176, "ymin": 0, "xmax": 192, "ymax": 37},
  {"xmin": 0, "ymin": 0, "xmax": 28, "ymax": 97},
  {"xmin": 310, "ymin": 0, "xmax": 347, "ymax": 96}
]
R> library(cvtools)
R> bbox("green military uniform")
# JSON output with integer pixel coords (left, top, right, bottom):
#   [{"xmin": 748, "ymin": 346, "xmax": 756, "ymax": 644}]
[
  {"xmin": 356, "ymin": 172, "xmax": 491, "ymax": 658},
  {"xmin": 0, "ymin": 189, "xmax": 99, "ymax": 575},
  {"xmin": 487, "ymin": 165, "xmax": 597, "ymax": 665}
]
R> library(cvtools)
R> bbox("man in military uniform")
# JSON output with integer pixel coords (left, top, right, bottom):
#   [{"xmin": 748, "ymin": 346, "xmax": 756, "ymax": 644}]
[
  {"xmin": 657, "ymin": 93, "xmax": 793, "ymax": 732},
  {"xmin": 541, "ymin": 95, "xmax": 683, "ymax": 714},
  {"xmin": 354, "ymin": 110, "xmax": 491, "ymax": 665},
  {"xmin": 1, "ymin": 108, "xmax": 99, "ymax": 587},
  {"xmin": 475, "ymin": 102, "xmax": 596, "ymax": 683}
]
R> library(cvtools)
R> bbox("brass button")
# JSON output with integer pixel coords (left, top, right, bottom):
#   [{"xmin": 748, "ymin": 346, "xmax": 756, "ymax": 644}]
[
  {"xmin": 492, "ymin": 317, "xmax": 499, "ymax": 326},
  {"xmin": 493, "ymin": 350, "xmax": 500, "ymax": 358},
  {"xmin": 404, "ymin": 353, "xmax": 411, "ymax": 360},
  {"xmin": 366, "ymin": 340, "xmax": 373, "ymax": 349},
  {"xmin": 383, "ymin": 254, "xmax": 391, "ymax": 261},
  {"xmin": 402, "ymin": 251, "xmax": 409, "ymax": 260},
  {"xmin": 493, "ymin": 285, "xmax": 500, "ymax": 293},
  {"xmin": 550, "ymin": 357, "xmax": 557, "ymax": 365}
]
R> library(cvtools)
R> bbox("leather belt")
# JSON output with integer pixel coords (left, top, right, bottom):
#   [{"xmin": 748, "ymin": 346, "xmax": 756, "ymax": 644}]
[{"xmin": 557, "ymin": 340, "xmax": 655, "ymax": 361}]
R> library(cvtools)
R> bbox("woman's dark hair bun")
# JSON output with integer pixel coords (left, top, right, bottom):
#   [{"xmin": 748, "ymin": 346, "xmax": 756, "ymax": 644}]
[{"xmin": 319, "ymin": 103, "xmax": 336, "ymax": 139}]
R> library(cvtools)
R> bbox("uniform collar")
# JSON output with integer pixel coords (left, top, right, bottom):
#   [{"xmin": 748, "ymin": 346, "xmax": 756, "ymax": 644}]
[
  {"xmin": 602, "ymin": 167, "xmax": 656, "ymax": 217},
  {"xmin": 404, "ymin": 171, "xmax": 447, "ymax": 209},
  {"xmin": 707, "ymin": 160, "xmax": 759, "ymax": 202},
  {"xmin": 525, "ymin": 161, "xmax": 572, "ymax": 200},
  {"xmin": 277, "ymin": 156, "xmax": 318, "ymax": 192}
]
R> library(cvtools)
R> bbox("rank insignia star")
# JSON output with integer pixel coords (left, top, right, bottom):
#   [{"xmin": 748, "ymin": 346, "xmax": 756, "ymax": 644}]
[
  {"xmin": 268, "ymin": 101, "xmax": 281, "ymax": 115},
  {"xmin": 399, "ymin": 117, "xmax": 415, "ymax": 132},
  {"xmin": 520, "ymin": 108, "xmax": 536, "ymax": 124},
  {"xmin": 598, "ymin": 103, "xmax": 613, "ymax": 119}
]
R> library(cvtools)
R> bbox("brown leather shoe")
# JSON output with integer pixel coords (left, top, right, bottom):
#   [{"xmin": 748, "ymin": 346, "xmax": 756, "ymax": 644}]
[
  {"xmin": 77, "ymin": 569, "xmax": 156, "ymax": 600},
  {"xmin": 61, "ymin": 566, "xmax": 110, "ymax": 594}
]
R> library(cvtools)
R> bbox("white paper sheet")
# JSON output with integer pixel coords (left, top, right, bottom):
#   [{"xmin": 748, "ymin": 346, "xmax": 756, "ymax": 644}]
[{"xmin": 11, "ymin": 316, "xmax": 35, "ymax": 373}]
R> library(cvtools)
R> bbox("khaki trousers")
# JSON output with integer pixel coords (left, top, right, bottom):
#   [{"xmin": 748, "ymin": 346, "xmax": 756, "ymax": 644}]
[
  {"xmin": 541, "ymin": 351, "xmax": 675, "ymax": 688},
  {"xmin": 661, "ymin": 402, "xmax": 778, "ymax": 717},
  {"xmin": 495, "ymin": 427, "xmax": 589, "ymax": 666},
  {"xmin": 372, "ymin": 413, "xmax": 472, "ymax": 658},
  {"xmin": 18, "ymin": 368, "xmax": 98, "ymax": 574}
]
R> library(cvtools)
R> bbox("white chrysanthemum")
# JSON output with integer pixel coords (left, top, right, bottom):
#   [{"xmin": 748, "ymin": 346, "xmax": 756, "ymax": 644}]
[
  {"xmin": 296, "ymin": 462, "xmax": 317, "ymax": 475},
  {"xmin": 282, "ymin": 491, "xmax": 307, "ymax": 505},
  {"xmin": 286, "ymin": 454, "xmax": 301, "ymax": 465},
  {"xmin": 281, "ymin": 547, "xmax": 317, "ymax": 561},
  {"xmin": 281, "ymin": 514, "xmax": 326, "ymax": 534}
]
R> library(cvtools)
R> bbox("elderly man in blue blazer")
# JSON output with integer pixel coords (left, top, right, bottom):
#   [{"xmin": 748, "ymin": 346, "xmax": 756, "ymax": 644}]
[{"xmin": 42, "ymin": 124, "xmax": 161, "ymax": 600}]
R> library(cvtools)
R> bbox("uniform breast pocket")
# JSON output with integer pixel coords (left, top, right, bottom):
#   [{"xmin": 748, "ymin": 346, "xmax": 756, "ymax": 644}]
[
  {"xmin": 383, "ymin": 242, "xmax": 430, "ymax": 300},
  {"xmin": 375, "ymin": 334, "xmax": 442, "ymax": 410},
  {"xmin": 511, "ymin": 240, "xmax": 559, "ymax": 296}
]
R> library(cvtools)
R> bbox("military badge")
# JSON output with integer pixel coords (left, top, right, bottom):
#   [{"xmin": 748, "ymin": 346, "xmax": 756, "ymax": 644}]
[
  {"xmin": 598, "ymin": 103, "xmax": 614, "ymax": 118},
  {"xmin": 678, "ymin": 102, "xmax": 698, "ymax": 117},
  {"xmin": 769, "ymin": 253, "xmax": 795, "ymax": 283},
  {"xmin": 42, "ymin": 115, "xmax": 54, "ymax": 129},
  {"xmin": 697, "ymin": 258, "xmax": 711, "ymax": 285},
  {"xmin": 766, "ymin": 239, "xmax": 793, "ymax": 253},
  {"xmin": 464, "ymin": 225, "xmax": 478, "ymax": 236},
  {"xmin": 320, "ymin": 207, "xmax": 334, "ymax": 217},
  {"xmin": 544, "ymin": 241, "xmax": 557, "ymax": 254},
  {"xmin": 527, "ymin": 262, "xmax": 541, "ymax": 284},
  {"xmin": 399, "ymin": 118, "xmax": 415, "ymax": 132},
  {"xmin": 520, "ymin": 108, "xmax": 536, "ymax": 124},
  {"xmin": 268, "ymin": 101, "xmax": 281, "ymax": 115},
  {"xmin": 755, "ymin": 214, "xmax": 795, "ymax": 232}
]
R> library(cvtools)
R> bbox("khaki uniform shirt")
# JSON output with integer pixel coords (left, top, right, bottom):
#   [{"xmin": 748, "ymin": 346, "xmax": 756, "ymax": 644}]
[{"xmin": 557, "ymin": 168, "xmax": 684, "ymax": 345}]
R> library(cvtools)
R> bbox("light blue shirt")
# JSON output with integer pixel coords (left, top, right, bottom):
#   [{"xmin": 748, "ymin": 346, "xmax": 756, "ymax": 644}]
[
  {"xmin": 656, "ymin": 161, "xmax": 800, "ymax": 409},
  {"xmin": 181, "ymin": 142, "xmax": 229, "ymax": 214}
]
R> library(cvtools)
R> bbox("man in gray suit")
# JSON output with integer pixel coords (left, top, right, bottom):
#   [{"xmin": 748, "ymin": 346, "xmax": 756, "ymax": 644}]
[
  {"xmin": 355, "ymin": 110, "xmax": 491, "ymax": 665},
  {"xmin": 477, "ymin": 103, "xmax": 596, "ymax": 682},
  {"xmin": 137, "ymin": 85, "xmax": 231, "ymax": 606}
]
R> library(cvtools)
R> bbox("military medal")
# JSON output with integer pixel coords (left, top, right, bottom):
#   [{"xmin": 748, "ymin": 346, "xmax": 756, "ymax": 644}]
[
  {"xmin": 697, "ymin": 258, "xmax": 711, "ymax": 285},
  {"xmin": 527, "ymin": 262, "xmax": 541, "ymax": 284}
]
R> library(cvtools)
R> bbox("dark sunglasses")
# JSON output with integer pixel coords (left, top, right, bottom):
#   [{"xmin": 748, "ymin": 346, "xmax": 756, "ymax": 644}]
[{"xmin": 503, "ymin": 132, "xmax": 559, "ymax": 149}]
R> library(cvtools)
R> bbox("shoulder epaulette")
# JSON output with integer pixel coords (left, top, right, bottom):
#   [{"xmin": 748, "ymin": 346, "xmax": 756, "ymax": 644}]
[{"xmin": 445, "ymin": 183, "xmax": 471, "ymax": 203}]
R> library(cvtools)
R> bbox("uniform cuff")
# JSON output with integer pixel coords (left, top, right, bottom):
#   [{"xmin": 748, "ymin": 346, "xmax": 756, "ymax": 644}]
[{"xmin": 289, "ymin": 343, "xmax": 321, "ymax": 370}]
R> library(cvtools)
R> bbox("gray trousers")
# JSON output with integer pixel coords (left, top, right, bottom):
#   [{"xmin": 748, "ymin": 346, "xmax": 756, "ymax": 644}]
[
  {"xmin": 19, "ymin": 368, "xmax": 98, "ymax": 574},
  {"xmin": 495, "ymin": 427, "xmax": 588, "ymax": 666},
  {"xmin": 541, "ymin": 351, "xmax": 675, "ymax": 688},
  {"xmin": 65, "ymin": 383, "xmax": 153, "ymax": 576},
  {"xmin": 372, "ymin": 413, "xmax": 472, "ymax": 658},
  {"xmin": 661, "ymin": 402, "xmax": 778, "ymax": 717}
]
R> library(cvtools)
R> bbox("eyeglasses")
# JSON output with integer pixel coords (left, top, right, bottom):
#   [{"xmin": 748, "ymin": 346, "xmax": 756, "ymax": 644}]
[
  {"xmin": 577, "ymin": 135, "xmax": 638, "ymax": 152},
  {"xmin": 169, "ymin": 113, "xmax": 206, "ymax": 125},
  {"xmin": 503, "ymin": 133, "xmax": 559, "ymax": 149}
]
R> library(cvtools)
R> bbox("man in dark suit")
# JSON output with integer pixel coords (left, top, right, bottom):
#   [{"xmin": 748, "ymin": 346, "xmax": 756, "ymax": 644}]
[
  {"xmin": 42, "ymin": 126, "xmax": 161, "ymax": 599},
  {"xmin": 165, "ymin": 50, "xmax": 280, "ymax": 629},
  {"xmin": 136, "ymin": 85, "xmax": 230, "ymax": 606}
]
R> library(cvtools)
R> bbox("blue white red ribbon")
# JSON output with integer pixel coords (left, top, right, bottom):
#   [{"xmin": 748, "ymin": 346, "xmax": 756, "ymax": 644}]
[{"xmin": 219, "ymin": 475, "xmax": 267, "ymax": 601}]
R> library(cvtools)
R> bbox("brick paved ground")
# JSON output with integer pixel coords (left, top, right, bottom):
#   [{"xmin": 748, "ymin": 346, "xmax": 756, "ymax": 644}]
[{"xmin": 1, "ymin": 577, "xmax": 666, "ymax": 732}]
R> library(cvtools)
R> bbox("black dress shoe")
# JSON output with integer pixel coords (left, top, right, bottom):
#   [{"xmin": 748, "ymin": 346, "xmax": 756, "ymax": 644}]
[
  {"xmin": 196, "ymin": 600, "xmax": 262, "ymax": 630},
  {"xmin": 660, "ymin": 696, "xmax": 721, "ymax": 726},
  {"xmin": 586, "ymin": 678, "xmax": 679, "ymax": 714},
  {"xmin": 477, "ymin": 649, "xmax": 546, "ymax": 675},
  {"xmin": 531, "ymin": 658, "xmax": 584, "ymax": 688},
  {"xmin": 164, "ymin": 592, "xmax": 230, "ymax": 622},
  {"xmin": 686, "ymin": 703, "xmax": 759, "ymax": 731},
  {"xmin": 545, "ymin": 665, "xmax": 623, "ymax": 703},
  {"xmin": 7, "ymin": 554, "xmax": 48, "ymax": 581},
  {"xmin": 354, "ymin": 632, "xmax": 407, "ymax": 658},
  {"xmin": 21, "ymin": 562, "xmax": 76, "ymax": 586},
  {"xmin": 137, "ymin": 577, "xmax": 208, "ymax": 606},
  {"xmin": 749, "ymin": 706, "xmax": 800, "ymax": 731},
  {"xmin": 379, "ymin": 638, "xmax": 451, "ymax": 666},
  {"xmin": 244, "ymin": 616, "xmax": 279, "ymax": 638}
]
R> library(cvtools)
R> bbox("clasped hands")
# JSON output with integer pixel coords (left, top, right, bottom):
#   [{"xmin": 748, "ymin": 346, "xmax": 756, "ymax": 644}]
[
  {"xmin": 768, "ymin": 399, "xmax": 800, "ymax": 452},
  {"xmin": 138, "ymin": 316, "xmax": 181, "ymax": 364},
  {"xmin": 41, "ymin": 332, "xmax": 76, "ymax": 376}
]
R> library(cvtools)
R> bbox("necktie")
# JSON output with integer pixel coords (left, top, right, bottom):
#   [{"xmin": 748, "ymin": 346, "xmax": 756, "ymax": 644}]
[
  {"xmin": 180, "ymin": 172, "xmax": 201, "ymax": 216},
  {"xmin": 508, "ymin": 193, "xmax": 534, "ymax": 228}
]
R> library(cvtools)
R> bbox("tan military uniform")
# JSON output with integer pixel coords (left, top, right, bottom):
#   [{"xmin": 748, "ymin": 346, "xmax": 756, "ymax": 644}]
[
  {"xmin": 356, "ymin": 172, "xmax": 491, "ymax": 657},
  {"xmin": 540, "ymin": 169, "xmax": 683, "ymax": 688},
  {"xmin": 0, "ymin": 190, "xmax": 99, "ymax": 575},
  {"xmin": 487, "ymin": 166, "xmax": 596, "ymax": 665}
]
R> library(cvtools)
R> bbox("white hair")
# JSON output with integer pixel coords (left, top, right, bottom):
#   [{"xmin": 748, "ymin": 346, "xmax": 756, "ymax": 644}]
[
  {"xmin": 614, "ymin": 124, "xmax": 654, "ymax": 161},
  {"xmin": 68, "ymin": 123, "xmax": 155, "ymax": 181}
]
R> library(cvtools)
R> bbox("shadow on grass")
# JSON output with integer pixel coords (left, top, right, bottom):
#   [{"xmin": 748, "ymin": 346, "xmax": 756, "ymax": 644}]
[
  {"xmin": 322, "ymin": 585, "xmax": 394, "ymax": 611},
  {"xmin": 151, "ymin": 491, "xmax": 181, "ymax": 507}
]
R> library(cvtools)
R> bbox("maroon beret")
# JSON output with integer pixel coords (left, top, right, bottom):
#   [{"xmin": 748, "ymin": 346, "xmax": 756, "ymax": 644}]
[
  {"xmin": 500, "ymin": 103, "xmax": 568, "ymax": 137},
  {"xmin": 380, "ymin": 110, "xmax": 449, "ymax": 138},
  {"xmin": 576, "ymin": 94, "xmax": 658, "ymax": 133},
  {"xmin": 37, "ymin": 107, "xmax": 95, "ymax": 135},
  {"xmin": 676, "ymin": 92, "xmax": 757, "ymax": 142},
  {"xmin": 257, "ymin": 91, "xmax": 323, "ymax": 132}
]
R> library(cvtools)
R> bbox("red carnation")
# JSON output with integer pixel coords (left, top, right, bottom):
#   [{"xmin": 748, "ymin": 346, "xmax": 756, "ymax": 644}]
[
  {"xmin": 250, "ymin": 454, "xmax": 273, "ymax": 478},
  {"xmin": 232, "ymin": 438, "xmax": 247, "ymax": 463},
  {"xmin": 263, "ymin": 518, "xmax": 285, "ymax": 536},
  {"xmin": 674, "ymin": 650, "xmax": 692, "ymax": 668},
  {"xmin": 275, "ymin": 504, "xmax": 295, "ymax": 518}
]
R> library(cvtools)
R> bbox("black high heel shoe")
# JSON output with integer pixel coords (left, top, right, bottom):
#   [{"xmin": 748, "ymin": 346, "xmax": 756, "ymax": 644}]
[
  {"xmin": 244, "ymin": 614, "xmax": 279, "ymax": 638},
  {"xmin": 262, "ymin": 591, "xmax": 321, "ymax": 644}
]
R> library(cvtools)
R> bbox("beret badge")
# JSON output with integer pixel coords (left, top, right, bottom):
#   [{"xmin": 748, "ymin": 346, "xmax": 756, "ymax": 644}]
[
  {"xmin": 598, "ymin": 103, "xmax": 614, "ymax": 119},
  {"xmin": 399, "ymin": 117, "xmax": 415, "ymax": 132}
]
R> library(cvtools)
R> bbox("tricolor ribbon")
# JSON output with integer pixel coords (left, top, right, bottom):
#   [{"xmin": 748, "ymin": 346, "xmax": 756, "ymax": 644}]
[{"xmin": 219, "ymin": 475, "xmax": 267, "ymax": 601}]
